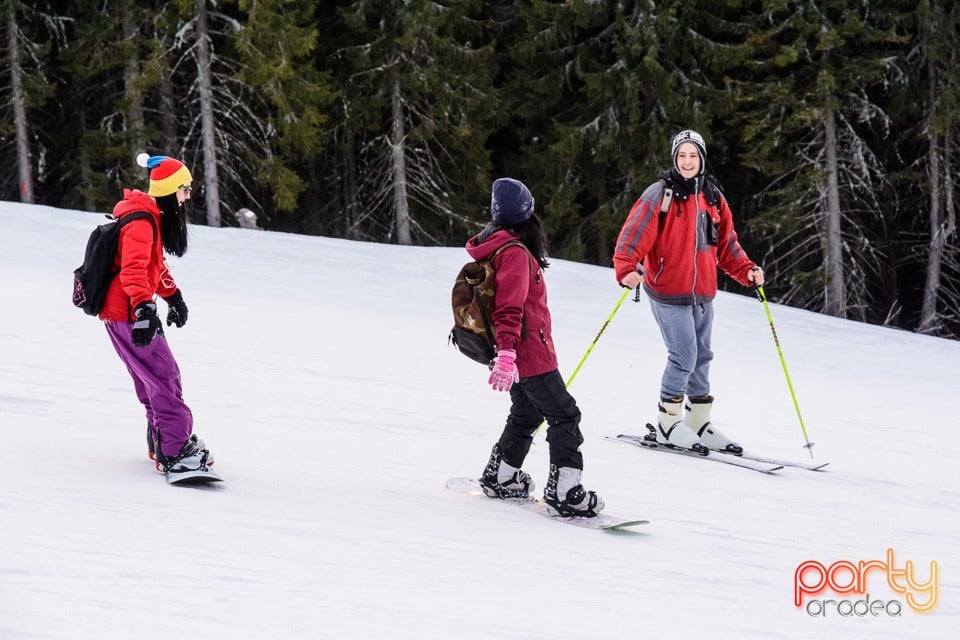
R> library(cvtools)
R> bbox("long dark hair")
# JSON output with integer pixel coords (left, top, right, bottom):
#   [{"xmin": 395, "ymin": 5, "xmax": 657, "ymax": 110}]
[
  {"xmin": 486, "ymin": 215, "xmax": 550, "ymax": 269},
  {"xmin": 156, "ymin": 194, "xmax": 189, "ymax": 257}
]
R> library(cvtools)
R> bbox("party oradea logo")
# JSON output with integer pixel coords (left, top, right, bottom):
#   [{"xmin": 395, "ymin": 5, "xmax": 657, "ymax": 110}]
[{"xmin": 794, "ymin": 548, "xmax": 938, "ymax": 617}]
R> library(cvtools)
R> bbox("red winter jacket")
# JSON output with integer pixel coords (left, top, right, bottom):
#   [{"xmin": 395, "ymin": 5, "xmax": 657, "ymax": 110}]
[
  {"xmin": 613, "ymin": 180, "xmax": 756, "ymax": 305},
  {"xmin": 465, "ymin": 229, "xmax": 558, "ymax": 378},
  {"xmin": 99, "ymin": 189, "xmax": 178, "ymax": 322}
]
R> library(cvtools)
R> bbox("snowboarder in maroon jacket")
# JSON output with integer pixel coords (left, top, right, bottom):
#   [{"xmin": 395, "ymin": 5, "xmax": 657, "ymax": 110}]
[{"xmin": 469, "ymin": 177, "xmax": 603, "ymax": 517}]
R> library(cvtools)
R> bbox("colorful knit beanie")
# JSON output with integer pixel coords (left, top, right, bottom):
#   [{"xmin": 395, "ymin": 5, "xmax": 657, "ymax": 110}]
[{"xmin": 136, "ymin": 153, "xmax": 193, "ymax": 197}]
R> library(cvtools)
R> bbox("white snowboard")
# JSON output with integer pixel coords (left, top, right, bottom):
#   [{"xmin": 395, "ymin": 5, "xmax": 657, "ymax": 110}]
[{"xmin": 445, "ymin": 477, "xmax": 647, "ymax": 530}]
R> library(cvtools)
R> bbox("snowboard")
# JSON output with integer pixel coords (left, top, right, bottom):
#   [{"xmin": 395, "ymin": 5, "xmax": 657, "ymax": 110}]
[
  {"xmin": 445, "ymin": 477, "xmax": 648, "ymax": 530},
  {"xmin": 166, "ymin": 468, "xmax": 222, "ymax": 485},
  {"xmin": 149, "ymin": 443, "xmax": 221, "ymax": 485}
]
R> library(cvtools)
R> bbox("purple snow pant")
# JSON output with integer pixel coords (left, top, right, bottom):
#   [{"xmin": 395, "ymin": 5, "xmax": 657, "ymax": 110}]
[{"xmin": 105, "ymin": 321, "xmax": 193, "ymax": 458}]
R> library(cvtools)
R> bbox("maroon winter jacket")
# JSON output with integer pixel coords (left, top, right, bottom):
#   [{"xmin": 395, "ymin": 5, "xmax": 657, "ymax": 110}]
[
  {"xmin": 465, "ymin": 229, "xmax": 558, "ymax": 378},
  {"xmin": 99, "ymin": 189, "xmax": 178, "ymax": 322},
  {"xmin": 614, "ymin": 180, "xmax": 757, "ymax": 304}
]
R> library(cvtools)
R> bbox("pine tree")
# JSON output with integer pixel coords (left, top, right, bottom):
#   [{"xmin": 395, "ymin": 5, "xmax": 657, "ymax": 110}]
[
  {"xmin": 156, "ymin": 0, "xmax": 324, "ymax": 227},
  {"xmin": 497, "ymin": 0, "xmax": 738, "ymax": 264},
  {"xmin": 57, "ymin": 0, "xmax": 164, "ymax": 211},
  {"xmin": 229, "ymin": 0, "xmax": 334, "ymax": 220},
  {"xmin": 730, "ymin": 0, "xmax": 910, "ymax": 321},
  {"xmin": 910, "ymin": 0, "xmax": 960, "ymax": 335},
  {"xmin": 330, "ymin": 0, "xmax": 498, "ymax": 245},
  {"xmin": 0, "ymin": 1, "xmax": 68, "ymax": 203}
]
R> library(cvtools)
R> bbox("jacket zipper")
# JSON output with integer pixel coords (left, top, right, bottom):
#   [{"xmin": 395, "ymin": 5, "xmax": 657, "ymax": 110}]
[{"xmin": 691, "ymin": 182, "xmax": 700, "ymax": 303}]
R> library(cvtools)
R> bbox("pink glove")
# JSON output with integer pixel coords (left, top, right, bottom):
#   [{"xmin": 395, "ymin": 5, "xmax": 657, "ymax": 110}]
[{"xmin": 488, "ymin": 349, "xmax": 519, "ymax": 392}]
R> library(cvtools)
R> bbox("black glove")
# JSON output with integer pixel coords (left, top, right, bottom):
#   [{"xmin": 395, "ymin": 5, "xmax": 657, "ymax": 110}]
[
  {"xmin": 132, "ymin": 302, "xmax": 163, "ymax": 347},
  {"xmin": 163, "ymin": 290, "xmax": 189, "ymax": 328}
]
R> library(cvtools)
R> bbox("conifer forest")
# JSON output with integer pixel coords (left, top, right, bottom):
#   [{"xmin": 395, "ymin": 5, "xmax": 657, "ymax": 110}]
[{"xmin": 3, "ymin": 1, "xmax": 959, "ymax": 337}]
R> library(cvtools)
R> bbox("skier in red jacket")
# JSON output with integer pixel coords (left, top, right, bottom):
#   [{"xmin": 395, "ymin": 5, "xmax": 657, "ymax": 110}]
[
  {"xmin": 469, "ymin": 178, "xmax": 603, "ymax": 517},
  {"xmin": 613, "ymin": 130, "xmax": 764, "ymax": 455},
  {"xmin": 100, "ymin": 153, "xmax": 215, "ymax": 480}
]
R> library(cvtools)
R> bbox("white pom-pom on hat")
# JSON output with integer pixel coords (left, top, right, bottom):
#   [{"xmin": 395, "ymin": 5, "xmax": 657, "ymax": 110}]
[{"xmin": 136, "ymin": 152, "xmax": 150, "ymax": 168}]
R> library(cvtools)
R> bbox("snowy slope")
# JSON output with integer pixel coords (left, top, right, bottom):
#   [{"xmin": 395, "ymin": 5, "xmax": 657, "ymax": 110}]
[{"xmin": 1, "ymin": 201, "xmax": 957, "ymax": 639}]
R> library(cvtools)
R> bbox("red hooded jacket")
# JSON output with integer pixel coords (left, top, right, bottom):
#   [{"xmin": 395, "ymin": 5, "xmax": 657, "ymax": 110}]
[
  {"xmin": 613, "ymin": 180, "xmax": 756, "ymax": 304},
  {"xmin": 99, "ymin": 189, "xmax": 177, "ymax": 322},
  {"xmin": 465, "ymin": 229, "xmax": 558, "ymax": 378}
]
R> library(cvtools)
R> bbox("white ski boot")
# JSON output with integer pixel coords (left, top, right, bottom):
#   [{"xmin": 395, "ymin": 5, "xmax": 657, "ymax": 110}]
[
  {"xmin": 686, "ymin": 395, "xmax": 743, "ymax": 455},
  {"xmin": 655, "ymin": 397, "xmax": 706, "ymax": 453}
]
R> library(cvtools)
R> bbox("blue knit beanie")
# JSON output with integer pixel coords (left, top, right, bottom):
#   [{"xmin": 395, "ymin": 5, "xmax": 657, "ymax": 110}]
[{"xmin": 490, "ymin": 178, "xmax": 535, "ymax": 226}]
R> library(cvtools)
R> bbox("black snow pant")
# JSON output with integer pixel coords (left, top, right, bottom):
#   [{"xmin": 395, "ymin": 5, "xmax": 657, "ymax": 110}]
[{"xmin": 497, "ymin": 369, "xmax": 584, "ymax": 470}]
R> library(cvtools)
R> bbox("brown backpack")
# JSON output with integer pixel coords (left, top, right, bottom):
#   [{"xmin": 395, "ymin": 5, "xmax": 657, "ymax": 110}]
[{"xmin": 449, "ymin": 241, "xmax": 528, "ymax": 365}]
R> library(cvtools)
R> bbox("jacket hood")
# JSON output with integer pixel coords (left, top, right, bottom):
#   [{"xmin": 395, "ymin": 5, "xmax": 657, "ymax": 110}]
[
  {"xmin": 465, "ymin": 227, "xmax": 520, "ymax": 261},
  {"xmin": 112, "ymin": 189, "xmax": 161, "ymax": 220}
]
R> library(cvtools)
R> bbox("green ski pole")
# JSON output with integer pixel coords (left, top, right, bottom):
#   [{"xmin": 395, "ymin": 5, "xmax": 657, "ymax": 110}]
[
  {"xmin": 534, "ymin": 287, "xmax": 631, "ymax": 435},
  {"xmin": 756, "ymin": 285, "xmax": 815, "ymax": 458},
  {"xmin": 563, "ymin": 287, "xmax": 631, "ymax": 388}
]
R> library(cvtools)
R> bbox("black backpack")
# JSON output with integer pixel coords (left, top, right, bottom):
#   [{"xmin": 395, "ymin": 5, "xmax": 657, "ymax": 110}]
[
  {"xmin": 449, "ymin": 241, "xmax": 529, "ymax": 365},
  {"xmin": 72, "ymin": 212, "xmax": 156, "ymax": 316}
]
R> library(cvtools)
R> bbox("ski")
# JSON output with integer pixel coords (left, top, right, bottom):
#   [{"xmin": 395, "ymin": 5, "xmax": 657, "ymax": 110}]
[
  {"xmin": 607, "ymin": 434, "xmax": 784, "ymax": 474},
  {"xmin": 628, "ymin": 423, "xmax": 827, "ymax": 471},
  {"xmin": 643, "ymin": 423, "xmax": 826, "ymax": 471},
  {"xmin": 719, "ymin": 449, "xmax": 829, "ymax": 471},
  {"xmin": 445, "ymin": 477, "xmax": 648, "ymax": 531}
]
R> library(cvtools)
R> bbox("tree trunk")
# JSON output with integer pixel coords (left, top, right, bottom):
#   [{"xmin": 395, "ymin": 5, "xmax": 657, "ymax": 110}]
[
  {"xmin": 391, "ymin": 79, "xmax": 411, "ymax": 245},
  {"xmin": 159, "ymin": 74, "xmax": 177, "ymax": 155},
  {"xmin": 78, "ymin": 106, "xmax": 95, "ymax": 210},
  {"xmin": 919, "ymin": 58, "xmax": 944, "ymax": 334},
  {"xmin": 120, "ymin": 6, "xmax": 147, "ymax": 186},
  {"xmin": 822, "ymin": 107, "xmax": 845, "ymax": 317},
  {"xmin": 122, "ymin": 8, "xmax": 145, "ymax": 164},
  {"xmin": 344, "ymin": 140, "xmax": 358, "ymax": 236},
  {"xmin": 196, "ymin": 0, "xmax": 221, "ymax": 227},
  {"xmin": 946, "ymin": 128, "xmax": 957, "ymax": 243},
  {"xmin": 7, "ymin": 1, "xmax": 34, "ymax": 203}
]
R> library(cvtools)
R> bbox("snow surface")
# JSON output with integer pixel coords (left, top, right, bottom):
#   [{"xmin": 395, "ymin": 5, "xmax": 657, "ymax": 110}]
[{"xmin": 1, "ymin": 201, "xmax": 957, "ymax": 639}]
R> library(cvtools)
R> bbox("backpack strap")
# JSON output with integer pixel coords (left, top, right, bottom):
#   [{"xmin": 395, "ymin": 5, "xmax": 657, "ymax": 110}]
[
  {"xmin": 659, "ymin": 181, "xmax": 674, "ymax": 216},
  {"xmin": 489, "ymin": 239, "xmax": 525, "ymax": 261},
  {"xmin": 477, "ymin": 240, "xmax": 530, "ymax": 356},
  {"xmin": 117, "ymin": 211, "xmax": 157, "ymax": 241}
]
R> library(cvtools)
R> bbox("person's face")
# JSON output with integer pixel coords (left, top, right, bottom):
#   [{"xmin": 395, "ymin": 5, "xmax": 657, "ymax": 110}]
[
  {"xmin": 675, "ymin": 142, "xmax": 701, "ymax": 179},
  {"xmin": 176, "ymin": 184, "xmax": 192, "ymax": 206}
]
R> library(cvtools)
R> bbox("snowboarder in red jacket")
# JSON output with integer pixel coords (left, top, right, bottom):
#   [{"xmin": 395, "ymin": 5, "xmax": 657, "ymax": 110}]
[{"xmin": 101, "ymin": 153, "xmax": 215, "ymax": 480}]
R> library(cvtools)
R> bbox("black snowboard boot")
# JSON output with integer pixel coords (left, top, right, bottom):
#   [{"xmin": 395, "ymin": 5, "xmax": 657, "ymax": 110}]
[
  {"xmin": 543, "ymin": 464, "xmax": 604, "ymax": 517},
  {"xmin": 154, "ymin": 434, "xmax": 215, "ymax": 474},
  {"xmin": 479, "ymin": 444, "xmax": 535, "ymax": 499}
]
